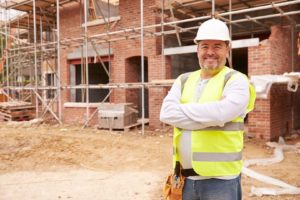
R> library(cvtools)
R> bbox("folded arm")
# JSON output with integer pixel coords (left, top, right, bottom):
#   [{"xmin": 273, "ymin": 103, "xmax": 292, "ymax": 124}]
[
  {"xmin": 180, "ymin": 75, "xmax": 249, "ymax": 126},
  {"xmin": 160, "ymin": 77, "xmax": 208, "ymax": 130},
  {"xmin": 160, "ymin": 75, "xmax": 250, "ymax": 130}
]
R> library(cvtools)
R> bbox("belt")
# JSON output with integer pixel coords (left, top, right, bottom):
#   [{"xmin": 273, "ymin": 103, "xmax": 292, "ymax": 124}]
[{"xmin": 181, "ymin": 168, "xmax": 198, "ymax": 177}]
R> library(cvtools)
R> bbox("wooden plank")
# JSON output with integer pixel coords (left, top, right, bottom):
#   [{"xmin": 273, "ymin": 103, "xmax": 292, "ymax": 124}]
[
  {"xmin": 1, "ymin": 107, "xmax": 34, "ymax": 113},
  {"xmin": 150, "ymin": 79, "xmax": 175, "ymax": 84},
  {"xmin": 0, "ymin": 101, "xmax": 33, "ymax": 108},
  {"xmin": 0, "ymin": 112, "xmax": 11, "ymax": 118}
]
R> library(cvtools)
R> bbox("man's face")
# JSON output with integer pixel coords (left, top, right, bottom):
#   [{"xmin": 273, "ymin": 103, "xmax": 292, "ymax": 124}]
[{"xmin": 197, "ymin": 40, "xmax": 229, "ymax": 71}]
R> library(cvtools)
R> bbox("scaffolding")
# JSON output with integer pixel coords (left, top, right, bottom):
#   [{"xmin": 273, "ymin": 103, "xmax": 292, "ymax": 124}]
[{"xmin": 0, "ymin": 0, "xmax": 299, "ymax": 134}]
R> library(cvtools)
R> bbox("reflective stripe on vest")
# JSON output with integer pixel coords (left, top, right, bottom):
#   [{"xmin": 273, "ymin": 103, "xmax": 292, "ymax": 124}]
[
  {"xmin": 202, "ymin": 121, "xmax": 244, "ymax": 131},
  {"xmin": 180, "ymin": 70, "xmax": 238, "ymax": 94},
  {"xmin": 193, "ymin": 151, "xmax": 242, "ymax": 162}
]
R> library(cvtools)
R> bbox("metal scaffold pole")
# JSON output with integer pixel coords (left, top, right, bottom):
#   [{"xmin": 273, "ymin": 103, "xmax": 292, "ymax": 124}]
[
  {"xmin": 108, "ymin": 0, "xmax": 112, "ymax": 84},
  {"xmin": 0, "ymin": 10, "xmax": 3, "ymax": 84},
  {"xmin": 4, "ymin": 4, "xmax": 9, "ymax": 99},
  {"xmin": 33, "ymin": 0, "xmax": 39, "ymax": 116},
  {"xmin": 161, "ymin": 0, "xmax": 165, "ymax": 79},
  {"xmin": 84, "ymin": 0, "xmax": 90, "ymax": 118},
  {"xmin": 229, "ymin": 0, "xmax": 232, "ymax": 68},
  {"xmin": 17, "ymin": 17, "xmax": 21, "ymax": 100},
  {"xmin": 140, "ymin": 0, "xmax": 145, "ymax": 135},
  {"xmin": 56, "ymin": 0, "xmax": 62, "ymax": 120},
  {"xmin": 40, "ymin": 16, "xmax": 43, "ymax": 104},
  {"xmin": 212, "ymin": 0, "xmax": 215, "ymax": 16}
]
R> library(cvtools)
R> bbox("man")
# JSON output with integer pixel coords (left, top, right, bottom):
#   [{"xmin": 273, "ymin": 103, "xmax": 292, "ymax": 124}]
[{"xmin": 160, "ymin": 18, "xmax": 256, "ymax": 200}]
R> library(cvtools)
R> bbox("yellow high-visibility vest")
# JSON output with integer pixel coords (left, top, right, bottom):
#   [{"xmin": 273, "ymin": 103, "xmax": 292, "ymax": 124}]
[{"xmin": 173, "ymin": 66, "xmax": 256, "ymax": 176}]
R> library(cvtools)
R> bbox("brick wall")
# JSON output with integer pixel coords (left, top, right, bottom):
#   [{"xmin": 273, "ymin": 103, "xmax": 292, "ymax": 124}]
[
  {"xmin": 248, "ymin": 25, "xmax": 298, "ymax": 140},
  {"xmin": 248, "ymin": 42, "xmax": 272, "ymax": 75},
  {"xmin": 148, "ymin": 55, "xmax": 171, "ymax": 128},
  {"xmin": 112, "ymin": 0, "xmax": 171, "ymax": 128},
  {"xmin": 248, "ymin": 99, "xmax": 271, "ymax": 139},
  {"xmin": 57, "ymin": 2, "xmax": 300, "ymax": 133},
  {"xmin": 248, "ymin": 26, "xmax": 291, "ymax": 75},
  {"xmin": 59, "ymin": 0, "xmax": 171, "ymax": 128},
  {"xmin": 270, "ymin": 84, "xmax": 293, "ymax": 141}
]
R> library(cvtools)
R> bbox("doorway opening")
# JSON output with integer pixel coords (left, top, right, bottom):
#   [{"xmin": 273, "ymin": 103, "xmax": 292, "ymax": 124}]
[
  {"xmin": 232, "ymin": 48, "xmax": 248, "ymax": 75},
  {"xmin": 125, "ymin": 56, "xmax": 149, "ymax": 118}
]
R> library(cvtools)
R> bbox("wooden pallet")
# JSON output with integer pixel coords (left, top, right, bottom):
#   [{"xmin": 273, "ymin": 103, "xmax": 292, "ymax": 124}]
[
  {"xmin": 0, "ymin": 114, "xmax": 35, "ymax": 121},
  {"xmin": 123, "ymin": 120, "xmax": 148, "ymax": 132},
  {"xmin": 97, "ymin": 118, "xmax": 149, "ymax": 132},
  {"xmin": 0, "ymin": 101, "xmax": 35, "ymax": 121}
]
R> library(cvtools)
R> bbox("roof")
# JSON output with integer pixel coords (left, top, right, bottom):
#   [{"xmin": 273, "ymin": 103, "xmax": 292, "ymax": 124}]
[{"xmin": 0, "ymin": 0, "xmax": 79, "ymax": 30}]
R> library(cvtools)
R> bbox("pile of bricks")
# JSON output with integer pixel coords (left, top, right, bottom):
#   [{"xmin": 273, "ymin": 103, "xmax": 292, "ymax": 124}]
[{"xmin": 0, "ymin": 101, "xmax": 35, "ymax": 121}]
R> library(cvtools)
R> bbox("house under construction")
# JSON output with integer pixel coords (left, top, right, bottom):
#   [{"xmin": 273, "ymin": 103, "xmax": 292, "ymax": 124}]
[{"xmin": 0, "ymin": 0, "xmax": 299, "ymax": 140}]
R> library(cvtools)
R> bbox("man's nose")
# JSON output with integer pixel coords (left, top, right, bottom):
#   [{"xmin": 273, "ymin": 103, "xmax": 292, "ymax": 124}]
[{"xmin": 206, "ymin": 48, "xmax": 215, "ymax": 55}]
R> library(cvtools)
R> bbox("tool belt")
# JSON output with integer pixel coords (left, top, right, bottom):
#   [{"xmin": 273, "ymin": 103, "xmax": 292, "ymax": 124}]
[
  {"xmin": 162, "ymin": 162, "xmax": 186, "ymax": 200},
  {"xmin": 181, "ymin": 168, "xmax": 198, "ymax": 177}
]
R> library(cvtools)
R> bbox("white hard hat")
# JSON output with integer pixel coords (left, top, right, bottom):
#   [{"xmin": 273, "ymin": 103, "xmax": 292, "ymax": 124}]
[{"xmin": 194, "ymin": 18, "xmax": 231, "ymax": 44}]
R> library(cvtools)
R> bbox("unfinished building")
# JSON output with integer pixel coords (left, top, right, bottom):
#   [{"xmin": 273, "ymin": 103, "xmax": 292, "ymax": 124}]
[{"xmin": 0, "ymin": 0, "xmax": 299, "ymax": 140}]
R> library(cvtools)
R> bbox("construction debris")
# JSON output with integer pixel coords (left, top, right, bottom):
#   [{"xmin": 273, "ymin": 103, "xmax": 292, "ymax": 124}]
[
  {"xmin": 251, "ymin": 72, "xmax": 300, "ymax": 99},
  {"xmin": 243, "ymin": 137, "xmax": 300, "ymax": 197},
  {"xmin": 283, "ymin": 72, "xmax": 300, "ymax": 92},
  {"xmin": 6, "ymin": 118, "xmax": 43, "ymax": 128}
]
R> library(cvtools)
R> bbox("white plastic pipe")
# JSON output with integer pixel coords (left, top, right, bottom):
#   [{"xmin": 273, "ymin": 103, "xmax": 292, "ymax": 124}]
[
  {"xmin": 250, "ymin": 187, "xmax": 300, "ymax": 197},
  {"xmin": 242, "ymin": 137, "xmax": 300, "ymax": 197},
  {"xmin": 242, "ymin": 167, "xmax": 298, "ymax": 190}
]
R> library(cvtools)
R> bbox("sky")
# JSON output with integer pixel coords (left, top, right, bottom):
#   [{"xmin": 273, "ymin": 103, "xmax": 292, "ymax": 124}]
[{"xmin": 0, "ymin": 0, "xmax": 25, "ymax": 21}]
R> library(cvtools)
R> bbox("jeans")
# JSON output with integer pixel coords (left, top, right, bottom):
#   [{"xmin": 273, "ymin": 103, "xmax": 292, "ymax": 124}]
[{"xmin": 182, "ymin": 175, "xmax": 241, "ymax": 200}]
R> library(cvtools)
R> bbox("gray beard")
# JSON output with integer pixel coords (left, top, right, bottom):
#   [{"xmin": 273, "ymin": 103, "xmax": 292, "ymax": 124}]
[{"xmin": 200, "ymin": 64, "xmax": 220, "ymax": 71}]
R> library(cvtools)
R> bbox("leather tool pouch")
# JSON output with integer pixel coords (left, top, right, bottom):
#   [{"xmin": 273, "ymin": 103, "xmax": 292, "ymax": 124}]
[{"xmin": 162, "ymin": 162, "xmax": 185, "ymax": 200}]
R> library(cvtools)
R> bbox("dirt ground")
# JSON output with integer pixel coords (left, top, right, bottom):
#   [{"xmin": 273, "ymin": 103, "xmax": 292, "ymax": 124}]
[{"xmin": 0, "ymin": 121, "xmax": 299, "ymax": 200}]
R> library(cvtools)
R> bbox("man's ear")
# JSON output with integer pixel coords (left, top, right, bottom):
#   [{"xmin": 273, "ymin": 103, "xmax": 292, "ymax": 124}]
[
  {"xmin": 196, "ymin": 44, "xmax": 200, "ymax": 59},
  {"xmin": 226, "ymin": 44, "xmax": 230, "ymax": 58},
  {"xmin": 226, "ymin": 44, "xmax": 230, "ymax": 51}
]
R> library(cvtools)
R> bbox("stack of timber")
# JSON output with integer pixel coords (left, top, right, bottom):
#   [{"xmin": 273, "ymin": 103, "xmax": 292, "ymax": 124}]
[{"xmin": 0, "ymin": 101, "xmax": 35, "ymax": 121}]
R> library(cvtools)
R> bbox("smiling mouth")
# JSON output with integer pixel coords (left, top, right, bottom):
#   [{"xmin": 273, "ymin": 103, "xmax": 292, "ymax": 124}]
[{"xmin": 205, "ymin": 58, "xmax": 217, "ymax": 62}]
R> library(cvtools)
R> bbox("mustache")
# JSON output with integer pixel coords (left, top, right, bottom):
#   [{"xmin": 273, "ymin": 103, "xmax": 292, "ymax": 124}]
[{"xmin": 203, "ymin": 55, "xmax": 219, "ymax": 59}]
